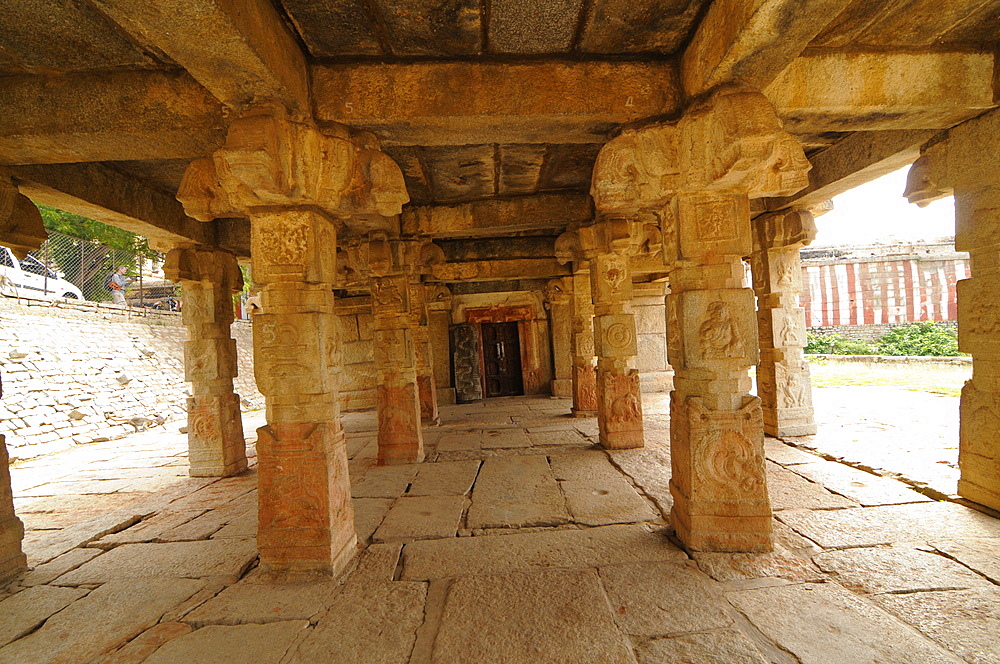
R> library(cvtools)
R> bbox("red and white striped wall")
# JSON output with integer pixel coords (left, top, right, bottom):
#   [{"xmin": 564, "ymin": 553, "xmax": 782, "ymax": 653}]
[{"xmin": 799, "ymin": 258, "xmax": 968, "ymax": 327}]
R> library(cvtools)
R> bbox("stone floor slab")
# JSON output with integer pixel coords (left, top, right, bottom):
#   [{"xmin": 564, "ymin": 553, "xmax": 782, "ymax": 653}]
[
  {"xmin": 435, "ymin": 430, "xmax": 482, "ymax": 453},
  {"xmin": 560, "ymin": 476, "xmax": 658, "ymax": 526},
  {"xmin": 526, "ymin": 430, "xmax": 589, "ymax": 447},
  {"xmin": 143, "ymin": 620, "xmax": 310, "ymax": 664},
  {"xmin": 19, "ymin": 547, "xmax": 101, "ymax": 586},
  {"xmin": 407, "ymin": 460, "xmax": 481, "ymax": 497},
  {"xmin": 353, "ymin": 497, "xmax": 394, "ymax": 544},
  {"xmin": 791, "ymin": 460, "xmax": 931, "ymax": 506},
  {"xmin": 401, "ymin": 524, "xmax": 686, "ymax": 580},
  {"xmin": 874, "ymin": 588, "xmax": 1000, "ymax": 664},
  {"xmin": 765, "ymin": 439, "xmax": 820, "ymax": 466},
  {"xmin": 693, "ymin": 549, "xmax": 824, "ymax": 583},
  {"xmin": 767, "ymin": 462, "xmax": 858, "ymax": 511},
  {"xmin": 96, "ymin": 509, "xmax": 208, "ymax": 547},
  {"xmin": 814, "ymin": 545, "xmax": 994, "ymax": 594},
  {"xmin": 930, "ymin": 538, "xmax": 1000, "ymax": 584},
  {"xmin": 373, "ymin": 495, "xmax": 468, "ymax": 542},
  {"xmin": 548, "ymin": 450, "xmax": 622, "ymax": 482},
  {"xmin": 467, "ymin": 455, "xmax": 568, "ymax": 529},
  {"xmin": 183, "ymin": 577, "xmax": 342, "ymax": 627},
  {"xmin": 599, "ymin": 561, "xmax": 733, "ymax": 637},
  {"xmin": 287, "ymin": 582, "xmax": 426, "ymax": 664},
  {"xmin": 351, "ymin": 464, "xmax": 420, "ymax": 499},
  {"xmin": 728, "ymin": 582, "xmax": 965, "ymax": 664},
  {"xmin": 636, "ymin": 629, "xmax": 769, "ymax": 664},
  {"xmin": 606, "ymin": 441, "xmax": 673, "ymax": 517},
  {"xmin": 480, "ymin": 428, "xmax": 531, "ymax": 449},
  {"xmin": 54, "ymin": 538, "xmax": 258, "ymax": 585},
  {"xmin": 777, "ymin": 502, "xmax": 1000, "ymax": 549},
  {"xmin": 98, "ymin": 622, "xmax": 193, "ymax": 664},
  {"xmin": 0, "ymin": 578, "xmax": 204, "ymax": 664},
  {"xmin": 0, "ymin": 585, "xmax": 88, "ymax": 648},
  {"xmin": 431, "ymin": 570, "xmax": 635, "ymax": 664}
]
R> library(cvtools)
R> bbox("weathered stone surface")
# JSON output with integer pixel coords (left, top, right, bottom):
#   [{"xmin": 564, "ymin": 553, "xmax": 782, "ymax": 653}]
[
  {"xmin": 0, "ymin": 578, "xmax": 204, "ymax": 664},
  {"xmin": 694, "ymin": 549, "xmax": 824, "ymax": 583},
  {"xmin": 636, "ymin": 630, "xmax": 769, "ymax": 664},
  {"xmin": 467, "ymin": 456, "xmax": 569, "ymax": 529},
  {"xmin": 288, "ymin": 582, "xmax": 426, "ymax": 664},
  {"xmin": 814, "ymin": 546, "xmax": 994, "ymax": 594},
  {"xmin": 346, "ymin": 542, "xmax": 402, "ymax": 585},
  {"xmin": 561, "ymin": 475, "xmax": 658, "ymax": 526},
  {"xmin": 183, "ymin": 577, "xmax": 342, "ymax": 626},
  {"xmin": 351, "ymin": 464, "xmax": 420, "ymax": 499},
  {"xmin": 790, "ymin": 461, "xmax": 931, "ymax": 506},
  {"xmin": 401, "ymin": 524, "xmax": 686, "ymax": 580},
  {"xmin": 0, "ymin": 585, "xmax": 88, "ymax": 648},
  {"xmin": 480, "ymin": 428, "xmax": 532, "ymax": 449},
  {"xmin": 765, "ymin": 439, "xmax": 820, "ymax": 466},
  {"xmin": 373, "ymin": 496, "xmax": 468, "ymax": 542},
  {"xmin": 526, "ymin": 430, "xmax": 589, "ymax": 447},
  {"xmin": 931, "ymin": 538, "xmax": 1000, "ymax": 584},
  {"xmin": 54, "ymin": 539, "xmax": 258, "ymax": 585},
  {"xmin": 436, "ymin": 430, "xmax": 482, "ymax": 453},
  {"xmin": 548, "ymin": 450, "xmax": 622, "ymax": 482},
  {"xmin": 19, "ymin": 547, "xmax": 101, "ymax": 586},
  {"xmin": 143, "ymin": 621, "xmax": 310, "ymax": 664},
  {"xmin": 728, "ymin": 583, "xmax": 965, "ymax": 664},
  {"xmin": 99, "ymin": 622, "xmax": 193, "ymax": 664},
  {"xmin": 431, "ymin": 570, "xmax": 635, "ymax": 664},
  {"xmin": 607, "ymin": 442, "xmax": 673, "ymax": 516},
  {"xmin": 599, "ymin": 561, "xmax": 733, "ymax": 636},
  {"xmin": 96, "ymin": 509, "xmax": 208, "ymax": 546},
  {"xmin": 353, "ymin": 497, "xmax": 394, "ymax": 543},
  {"xmin": 874, "ymin": 589, "xmax": 1000, "ymax": 664},
  {"xmin": 777, "ymin": 502, "xmax": 1000, "ymax": 549},
  {"xmin": 407, "ymin": 460, "xmax": 481, "ymax": 496},
  {"xmin": 767, "ymin": 462, "xmax": 857, "ymax": 511}
]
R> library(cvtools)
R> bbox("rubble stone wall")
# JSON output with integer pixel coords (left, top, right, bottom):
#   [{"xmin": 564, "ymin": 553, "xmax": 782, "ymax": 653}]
[{"xmin": 0, "ymin": 298, "xmax": 264, "ymax": 462}]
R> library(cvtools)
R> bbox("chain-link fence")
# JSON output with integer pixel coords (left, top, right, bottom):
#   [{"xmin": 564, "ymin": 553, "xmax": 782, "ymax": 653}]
[{"xmin": 3, "ymin": 230, "xmax": 180, "ymax": 309}]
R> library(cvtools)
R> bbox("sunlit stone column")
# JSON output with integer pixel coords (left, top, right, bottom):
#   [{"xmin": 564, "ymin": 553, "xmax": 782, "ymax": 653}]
[
  {"xmin": 905, "ymin": 111, "xmax": 1000, "ymax": 512},
  {"xmin": 570, "ymin": 270, "xmax": 598, "ymax": 416},
  {"xmin": 750, "ymin": 210, "xmax": 818, "ymax": 437},
  {"xmin": 409, "ymin": 279, "xmax": 439, "ymax": 426},
  {"xmin": 545, "ymin": 278, "xmax": 574, "ymax": 398},
  {"xmin": 177, "ymin": 106, "xmax": 409, "ymax": 577},
  {"xmin": 592, "ymin": 85, "xmax": 811, "ymax": 552},
  {"xmin": 164, "ymin": 248, "xmax": 247, "ymax": 477},
  {"xmin": 581, "ymin": 217, "xmax": 644, "ymax": 449},
  {"xmin": 0, "ymin": 436, "xmax": 25, "ymax": 584}
]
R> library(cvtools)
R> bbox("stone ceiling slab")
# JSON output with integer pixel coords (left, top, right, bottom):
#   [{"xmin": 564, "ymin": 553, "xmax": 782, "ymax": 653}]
[
  {"xmin": 579, "ymin": 0, "xmax": 705, "ymax": 53},
  {"xmin": 810, "ymin": 0, "xmax": 1000, "ymax": 47},
  {"xmin": 487, "ymin": 0, "xmax": 582, "ymax": 54},
  {"xmin": 372, "ymin": 0, "xmax": 481, "ymax": 56},
  {"xmin": 279, "ymin": 0, "xmax": 384, "ymax": 57},
  {"xmin": 422, "ymin": 145, "xmax": 496, "ymax": 202}
]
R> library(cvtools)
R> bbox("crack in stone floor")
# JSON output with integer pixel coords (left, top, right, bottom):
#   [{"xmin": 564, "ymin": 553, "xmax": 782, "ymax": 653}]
[{"xmin": 1, "ymin": 394, "xmax": 997, "ymax": 664}]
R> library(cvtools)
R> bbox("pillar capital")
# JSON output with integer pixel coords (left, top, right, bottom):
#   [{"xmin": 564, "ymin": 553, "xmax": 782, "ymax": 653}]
[
  {"xmin": 0, "ymin": 174, "xmax": 47, "ymax": 259},
  {"xmin": 177, "ymin": 104, "xmax": 408, "ymax": 222},
  {"xmin": 752, "ymin": 208, "xmax": 817, "ymax": 253},
  {"xmin": 163, "ymin": 247, "xmax": 243, "ymax": 292}
]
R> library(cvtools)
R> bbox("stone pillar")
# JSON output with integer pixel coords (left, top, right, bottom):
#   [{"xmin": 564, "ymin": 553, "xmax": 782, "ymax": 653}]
[
  {"xmin": 0, "ymin": 172, "xmax": 47, "ymax": 583},
  {"xmin": 905, "ymin": 110, "xmax": 1000, "ymax": 512},
  {"xmin": 581, "ymin": 217, "xmax": 644, "ymax": 449},
  {"xmin": 164, "ymin": 248, "xmax": 247, "ymax": 477},
  {"xmin": 426, "ymin": 285, "xmax": 455, "ymax": 405},
  {"xmin": 409, "ymin": 280, "xmax": 439, "ymax": 426},
  {"xmin": 545, "ymin": 278, "xmax": 573, "ymax": 398},
  {"xmin": 569, "ymin": 270, "xmax": 598, "ymax": 416},
  {"xmin": 591, "ymin": 85, "xmax": 811, "ymax": 552},
  {"xmin": 749, "ymin": 210, "xmax": 818, "ymax": 437},
  {"xmin": 176, "ymin": 106, "xmax": 409, "ymax": 578}
]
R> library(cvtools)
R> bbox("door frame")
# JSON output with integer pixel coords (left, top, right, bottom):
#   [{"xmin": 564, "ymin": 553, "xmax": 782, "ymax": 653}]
[{"xmin": 465, "ymin": 305, "xmax": 534, "ymax": 398}]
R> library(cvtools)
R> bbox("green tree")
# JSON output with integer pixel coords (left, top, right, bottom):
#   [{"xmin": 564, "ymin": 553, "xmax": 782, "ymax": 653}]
[
  {"xmin": 875, "ymin": 321, "xmax": 961, "ymax": 357},
  {"xmin": 805, "ymin": 333, "xmax": 876, "ymax": 355}
]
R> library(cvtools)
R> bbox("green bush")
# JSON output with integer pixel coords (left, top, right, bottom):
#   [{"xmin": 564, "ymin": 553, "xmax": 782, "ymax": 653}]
[
  {"xmin": 805, "ymin": 333, "xmax": 876, "ymax": 355},
  {"xmin": 874, "ymin": 321, "xmax": 960, "ymax": 356}
]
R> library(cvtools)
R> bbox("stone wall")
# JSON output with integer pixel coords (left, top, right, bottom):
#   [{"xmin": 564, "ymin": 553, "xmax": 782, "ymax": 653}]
[
  {"xmin": 808, "ymin": 320, "xmax": 959, "ymax": 342},
  {"xmin": 0, "ymin": 297, "xmax": 263, "ymax": 462},
  {"xmin": 634, "ymin": 284, "xmax": 673, "ymax": 393}
]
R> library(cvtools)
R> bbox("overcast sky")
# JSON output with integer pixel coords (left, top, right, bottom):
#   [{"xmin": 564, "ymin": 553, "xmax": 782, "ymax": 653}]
[{"xmin": 812, "ymin": 167, "xmax": 956, "ymax": 248}]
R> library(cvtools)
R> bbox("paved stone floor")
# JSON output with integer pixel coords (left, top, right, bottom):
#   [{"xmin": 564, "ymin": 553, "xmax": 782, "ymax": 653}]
[{"xmin": 2, "ymin": 392, "xmax": 998, "ymax": 664}]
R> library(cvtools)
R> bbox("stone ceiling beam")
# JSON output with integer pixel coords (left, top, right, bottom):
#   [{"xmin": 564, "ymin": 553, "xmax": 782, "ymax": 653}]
[
  {"xmin": 402, "ymin": 194, "xmax": 593, "ymax": 238},
  {"xmin": 769, "ymin": 51, "xmax": 996, "ymax": 133},
  {"xmin": 312, "ymin": 62, "xmax": 682, "ymax": 146},
  {"xmin": 681, "ymin": 0, "xmax": 853, "ymax": 97},
  {"xmin": 765, "ymin": 129, "xmax": 939, "ymax": 212},
  {"xmin": 429, "ymin": 258, "xmax": 570, "ymax": 283},
  {"xmin": 89, "ymin": 0, "xmax": 309, "ymax": 112},
  {"xmin": 0, "ymin": 71, "xmax": 226, "ymax": 165},
  {"xmin": 11, "ymin": 163, "xmax": 249, "ymax": 256}
]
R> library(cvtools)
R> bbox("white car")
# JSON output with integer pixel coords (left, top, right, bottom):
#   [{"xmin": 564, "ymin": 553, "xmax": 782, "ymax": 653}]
[{"xmin": 0, "ymin": 246, "xmax": 85, "ymax": 300}]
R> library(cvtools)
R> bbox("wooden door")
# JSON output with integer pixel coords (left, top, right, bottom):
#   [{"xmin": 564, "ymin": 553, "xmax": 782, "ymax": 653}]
[
  {"xmin": 450, "ymin": 323, "xmax": 483, "ymax": 403},
  {"xmin": 481, "ymin": 321, "xmax": 524, "ymax": 397}
]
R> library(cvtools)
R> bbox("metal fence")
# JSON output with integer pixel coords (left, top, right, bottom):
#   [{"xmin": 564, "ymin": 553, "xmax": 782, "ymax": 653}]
[{"xmin": 24, "ymin": 230, "xmax": 179, "ymax": 308}]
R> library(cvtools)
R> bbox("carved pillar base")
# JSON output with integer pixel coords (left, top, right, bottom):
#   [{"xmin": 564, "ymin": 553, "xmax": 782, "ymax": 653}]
[
  {"xmin": 186, "ymin": 394, "xmax": 248, "ymax": 477},
  {"xmin": 256, "ymin": 421, "xmax": 355, "ymax": 579},
  {"xmin": 0, "ymin": 435, "xmax": 26, "ymax": 585},
  {"xmin": 571, "ymin": 365, "xmax": 598, "ymax": 417},
  {"xmin": 377, "ymin": 381, "xmax": 425, "ymax": 465}
]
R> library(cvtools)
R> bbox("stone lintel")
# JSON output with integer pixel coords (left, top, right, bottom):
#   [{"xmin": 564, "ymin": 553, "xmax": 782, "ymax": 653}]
[
  {"xmin": 429, "ymin": 258, "xmax": 570, "ymax": 283},
  {"xmin": 313, "ymin": 61, "xmax": 682, "ymax": 146},
  {"xmin": 402, "ymin": 194, "xmax": 593, "ymax": 238}
]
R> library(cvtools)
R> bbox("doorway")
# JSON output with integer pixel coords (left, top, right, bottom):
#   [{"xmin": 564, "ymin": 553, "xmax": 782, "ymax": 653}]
[{"xmin": 481, "ymin": 321, "xmax": 524, "ymax": 397}]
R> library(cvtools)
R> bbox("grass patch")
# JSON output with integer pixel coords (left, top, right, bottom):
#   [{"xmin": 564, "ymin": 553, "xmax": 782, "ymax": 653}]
[{"xmin": 808, "ymin": 359, "xmax": 970, "ymax": 397}]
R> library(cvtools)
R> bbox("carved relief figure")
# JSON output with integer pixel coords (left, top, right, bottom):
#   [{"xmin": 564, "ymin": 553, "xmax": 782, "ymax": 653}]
[
  {"xmin": 778, "ymin": 315, "xmax": 799, "ymax": 347},
  {"xmin": 696, "ymin": 429, "xmax": 763, "ymax": 494},
  {"xmin": 776, "ymin": 262, "xmax": 795, "ymax": 288},
  {"xmin": 699, "ymin": 301, "xmax": 743, "ymax": 360},
  {"xmin": 372, "ymin": 278, "xmax": 404, "ymax": 310},
  {"xmin": 604, "ymin": 322, "xmax": 634, "ymax": 351},
  {"xmin": 606, "ymin": 373, "xmax": 641, "ymax": 424},
  {"xmin": 780, "ymin": 371, "xmax": 806, "ymax": 409}
]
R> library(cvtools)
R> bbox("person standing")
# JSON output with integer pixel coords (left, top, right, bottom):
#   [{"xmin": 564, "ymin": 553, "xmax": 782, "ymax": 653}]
[{"xmin": 107, "ymin": 265, "xmax": 131, "ymax": 306}]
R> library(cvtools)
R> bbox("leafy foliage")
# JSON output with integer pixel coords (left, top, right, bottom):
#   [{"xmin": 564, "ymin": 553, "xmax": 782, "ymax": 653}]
[
  {"xmin": 805, "ymin": 333, "xmax": 876, "ymax": 355},
  {"xmin": 37, "ymin": 204, "xmax": 157, "ymax": 257},
  {"xmin": 874, "ymin": 321, "xmax": 961, "ymax": 357}
]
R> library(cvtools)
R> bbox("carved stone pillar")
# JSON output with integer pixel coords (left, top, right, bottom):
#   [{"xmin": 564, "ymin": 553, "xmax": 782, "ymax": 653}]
[
  {"xmin": 592, "ymin": 85, "xmax": 811, "ymax": 552},
  {"xmin": 750, "ymin": 210, "xmax": 818, "ymax": 437},
  {"xmin": 580, "ymin": 217, "xmax": 644, "ymax": 449},
  {"xmin": 177, "ymin": 106, "xmax": 409, "ymax": 578},
  {"xmin": 905, "ymin": 110, "xmax": 1000, "ymax": 512},
  {"xmin": 425, "ymin": 285, "xmax": 455, "ymax": 405},
  {"xmin": 545, "ymin": 278, "xmax": 573, "ymax": 398},
  {"xmin": 569, "ymin": 271, "xmax": 598, "ymax": 416},
  {"xmin": 164, "ymin": 248, "xmax": 247, "ymax": 477},
  {"xmin": 0, "ymin": 173, "xmax": 47, "ymax": 584},
  {"xmin": 409, "ymin": 280, "xmax": 439, "ymax": 426}
]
